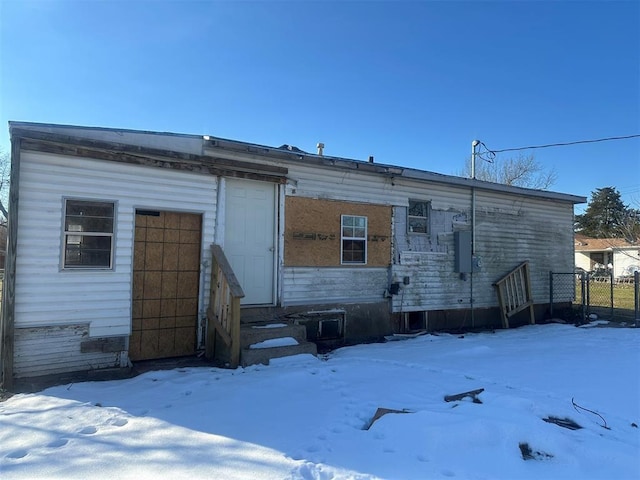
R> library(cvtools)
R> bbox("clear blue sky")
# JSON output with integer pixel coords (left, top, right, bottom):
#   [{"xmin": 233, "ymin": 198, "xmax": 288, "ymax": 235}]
[{"xmin": 1, "ymin": 0, "xmax": 638, "ymax": 211}]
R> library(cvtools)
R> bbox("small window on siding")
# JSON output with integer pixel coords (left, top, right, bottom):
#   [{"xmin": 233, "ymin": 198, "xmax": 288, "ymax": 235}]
[
  {"xmin": 341, "ymin": 215, "xmax": 367, "ymax": 264},
  {"xmin": 408, "ymin": 200, "xmax": 429, "ymax": 234},
  {"xmin": 63, "ymin": 199, "xmax": 115, "ymax": 269}
]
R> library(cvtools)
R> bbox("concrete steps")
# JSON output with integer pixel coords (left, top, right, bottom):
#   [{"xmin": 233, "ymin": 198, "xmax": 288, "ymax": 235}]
[{"xmin": 239, "ymin": 322, "xmax": 317, "ymax": 367}]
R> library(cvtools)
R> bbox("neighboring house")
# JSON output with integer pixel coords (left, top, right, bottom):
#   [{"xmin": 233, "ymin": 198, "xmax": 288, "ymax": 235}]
[
  {"xmin": 575, "ymin": 234, "xmax": 640, "ymax": 279},
  {"xmin": 0, "ymin": 122, "xmax": 585, "ymax": 386}
]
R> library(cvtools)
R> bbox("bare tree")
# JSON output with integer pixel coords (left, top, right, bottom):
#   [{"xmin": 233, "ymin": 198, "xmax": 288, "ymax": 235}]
[{"xmin": 460, "ymin": 153, "xmax": 557, "ymax": 190}]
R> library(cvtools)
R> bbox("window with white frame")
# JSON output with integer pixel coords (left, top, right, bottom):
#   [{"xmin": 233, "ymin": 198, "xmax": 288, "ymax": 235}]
[
  {"xmin": 63, "ymin": 199, "xmax": 115, "ymax": 269},
  {"xmin": 408, "ymin": 199, "xmax": 429, "ymax": 234},
  {"xmin": 341, "ymin": 215, "xmax": 367, "ymax": 264}
]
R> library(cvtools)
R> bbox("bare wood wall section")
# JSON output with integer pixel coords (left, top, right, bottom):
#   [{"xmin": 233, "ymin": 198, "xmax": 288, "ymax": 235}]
[
  {"xmin": 130, "ymin": 211, "xmax": 201, "ymax": 361},
  {"xmin": 284, "ymin": 197, "xmax": 392, "ymax": 267}
]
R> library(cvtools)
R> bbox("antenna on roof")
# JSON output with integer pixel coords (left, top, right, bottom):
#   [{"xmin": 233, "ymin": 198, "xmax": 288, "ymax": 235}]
[{"xmin": 317, "ymin": 142, "xmax": 324, "ymax": 156}]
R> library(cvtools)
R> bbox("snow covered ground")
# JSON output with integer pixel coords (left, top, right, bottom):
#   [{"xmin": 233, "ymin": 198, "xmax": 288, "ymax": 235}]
[{"xmin": 1, "ymin": 323, "xmax": 639, "ymax": 479}]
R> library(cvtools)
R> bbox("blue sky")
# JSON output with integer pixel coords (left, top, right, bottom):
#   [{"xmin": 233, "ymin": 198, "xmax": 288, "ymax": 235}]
[{"xmin": 1, "ymin": 0, "xmax": 638, "ymax": 211}]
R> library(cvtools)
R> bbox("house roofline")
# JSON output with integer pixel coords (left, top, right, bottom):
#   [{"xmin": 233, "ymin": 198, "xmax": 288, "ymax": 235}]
[
  {"xmin": 204, "ymin": 134, "xmax": 586, "ymax": 204},
  {"xmin": 9, "ymin": 120, "xmax": 202, "ymax": 141},
  {"xmin": 9, "ymin": 121, "xmax": 587, "ymax": 204}
]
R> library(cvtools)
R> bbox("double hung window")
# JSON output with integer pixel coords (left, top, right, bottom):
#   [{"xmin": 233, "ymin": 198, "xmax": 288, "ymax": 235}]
[
  {"xmin": 408, "ymin": 200, "xmax": 429, "ymax": 234},
  {"xmin": 63, "ymin": 199, "xmax": 115, "ymax": 269},
  {"xmin": 341, "ymin": 215, "xmax": 367, "ymax": 264}
]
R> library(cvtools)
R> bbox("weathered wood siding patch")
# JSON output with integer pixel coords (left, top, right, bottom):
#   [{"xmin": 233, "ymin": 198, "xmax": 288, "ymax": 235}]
[
  {"xmin": 14, "ymin": 324, "xmax": 121, "ymax": 377},
  {"xmin": 16, "ymin": 152, "xmax": 216, "ymax": 342},
  {"xmin": 392, "ymin": 191, "xmax": 576, "ymax": 312},
  {"xmin": 282, "ymin": 267, "xmax": 388, "ymax": 306}
]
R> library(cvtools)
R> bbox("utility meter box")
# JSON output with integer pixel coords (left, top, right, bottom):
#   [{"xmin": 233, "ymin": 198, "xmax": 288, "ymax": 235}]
[
  {"xmin": 454, "ymin": 231, "xmax": 472, "ymax": 273},
  {"xmin": 455, "ymin": 231, "xmax": 483, "ymax": 273}
]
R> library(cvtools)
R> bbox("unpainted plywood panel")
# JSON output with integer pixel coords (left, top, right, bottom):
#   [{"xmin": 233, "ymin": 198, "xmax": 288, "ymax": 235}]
[{"xmin": 284, "ymin": 197, "xmax": 391, "ymax": 267}]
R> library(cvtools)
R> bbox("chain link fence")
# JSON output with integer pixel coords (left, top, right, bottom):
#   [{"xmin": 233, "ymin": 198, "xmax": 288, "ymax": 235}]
[
  {"xmin": 549, "ymin": 271, "xmax": 586, "ymax": 323},
  {"xmin": 550, "ymin": 270, "xmax": 639, "ymax": 325}
]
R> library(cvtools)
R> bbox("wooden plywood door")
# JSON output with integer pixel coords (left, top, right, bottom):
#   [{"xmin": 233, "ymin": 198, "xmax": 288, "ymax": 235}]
[
  {"xmin": 130, "ymin": 211, "xmax": 202, "ymax": 361},
  {"xmin": 224, "ymin": 179, "xmax": 276, "ymax": 305}
]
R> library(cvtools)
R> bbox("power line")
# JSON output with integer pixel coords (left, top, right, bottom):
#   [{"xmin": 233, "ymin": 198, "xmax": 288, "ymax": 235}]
[{"xmin": 489, "ymin": 134, "xmax": 640, "ymax": 154}]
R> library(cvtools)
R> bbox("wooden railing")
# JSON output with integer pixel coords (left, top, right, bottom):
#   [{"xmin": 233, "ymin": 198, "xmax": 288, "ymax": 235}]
[
  {"xmin": 493, "ymin": 261, "xmax": 535, "ymax": 329},
  {"xmin": 205, "ymin": 244, "xmax": 244, "ymax": 367}
]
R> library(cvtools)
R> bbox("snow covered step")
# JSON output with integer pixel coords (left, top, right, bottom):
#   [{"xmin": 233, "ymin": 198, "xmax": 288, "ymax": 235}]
[
  {"xmin": 240, "ymin": 340, "xmax": 317, "ymax": 367},
  {"xmin": 239, "ymin": 323, "xmax": 309, "ymax": 350}
]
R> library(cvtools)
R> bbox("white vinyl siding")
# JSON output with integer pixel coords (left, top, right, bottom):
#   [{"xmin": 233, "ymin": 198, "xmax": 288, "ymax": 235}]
[
  {"xmin": 16, "ymin": 151, "xmax": 217, "ymax": 339},
  {"xmin": 282, "ymin": 267, "xmax": 388, "ymax": 306}
]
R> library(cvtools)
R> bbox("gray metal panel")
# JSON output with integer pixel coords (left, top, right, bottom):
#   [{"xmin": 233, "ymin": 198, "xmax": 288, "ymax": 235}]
[{"xmin": 454, "ymin": 231, "xmax": 473, "ymax": 273}]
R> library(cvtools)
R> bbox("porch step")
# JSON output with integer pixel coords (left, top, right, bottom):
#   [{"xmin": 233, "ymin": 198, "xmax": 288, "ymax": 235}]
[
  {"xmin": 240, "ymin": 323, "xmax": 308, "ymax": 349},
  {"xmin": 240, "ymin": 342, "xmax": 318, "ymax": 367},
  {"xmin": 239, "ymin": 322, "xmax": 317, "ymax": 367}
]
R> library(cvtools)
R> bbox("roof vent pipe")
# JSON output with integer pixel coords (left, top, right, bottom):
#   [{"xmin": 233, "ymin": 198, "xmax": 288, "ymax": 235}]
[
  {"xmin": 317, "ymin": 142, "xmax": 324, "ymax": 156},
  {"xmin": 368, "ymin": 155, "xmax": 374, "ymax": 163}
]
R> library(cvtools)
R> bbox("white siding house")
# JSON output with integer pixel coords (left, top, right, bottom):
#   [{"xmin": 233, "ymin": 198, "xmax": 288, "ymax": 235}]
[
  {"xmin": 575, "ymin": 234, "xmax": 640, "ymax": 279},
  {"xmin": 12, "ymin": 151, "xmax": 218, "ymax": 377},
  {"xmin": 0, "ymin": 122, "xmax": 585, "ymax": 386}
]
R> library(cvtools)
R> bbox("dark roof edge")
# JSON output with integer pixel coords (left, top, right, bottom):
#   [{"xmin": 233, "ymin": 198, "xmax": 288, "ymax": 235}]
[
  {"xmin": 207, "ymin": 135, "xmax": 587, "ymax": 205},
  {"xmin": 400, "ymin": 167, "xmax": 586, "ymax": 204},
  {"xmin": 9, "ymin": 121, "xmax": 202, "ymax": 140},
  {"xmin": 9, "ymin": 121, "xmax": 587, "ymax": 204}
]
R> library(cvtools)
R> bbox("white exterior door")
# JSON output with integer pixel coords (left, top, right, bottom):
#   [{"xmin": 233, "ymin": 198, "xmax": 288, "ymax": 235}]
[{"xmin": 224, "ymin": 178, "xmax": 276, "ymax": 305}]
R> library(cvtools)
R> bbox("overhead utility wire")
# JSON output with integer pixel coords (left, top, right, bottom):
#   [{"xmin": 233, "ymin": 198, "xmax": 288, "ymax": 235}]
[{"xmin": 489, "ymin": 134, "xmax": 640, "ymax": 154}]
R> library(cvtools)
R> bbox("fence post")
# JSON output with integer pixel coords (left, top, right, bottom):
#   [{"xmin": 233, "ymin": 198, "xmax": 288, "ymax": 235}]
[
  {"xmin": 635, "ymin": 270, "xmax": 639, "ymax": 328},
  {"xmin": 609, "ymin": 270, "xmax": 614, "ymax": 320},
  {"xmin": 586, "ymin": 271, "xmax": 591, "ymax": 318},
  {"xmin": 581, "ymin": 271, "xmax": 587, "ymax": 324},
  {"xmin": 549, "ymin": 271, "xmax": 554, "ymax": 318}
]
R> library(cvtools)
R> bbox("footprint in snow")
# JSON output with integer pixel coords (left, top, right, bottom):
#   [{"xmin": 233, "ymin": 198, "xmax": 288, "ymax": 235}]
[
  {"xmin": 110, "ymin": 418, "xmax": 128, "ymax": 427},
  {"xmin": 5, "ymin": 450, "xmax": 28, "ymax": 459},
  {"xmin": 46, "ymin": 438, "xmax": 69, "ymax": 448},
  {"xmin": 78, "ymin": 426, "xmax": 97, "ymax": 435}
]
